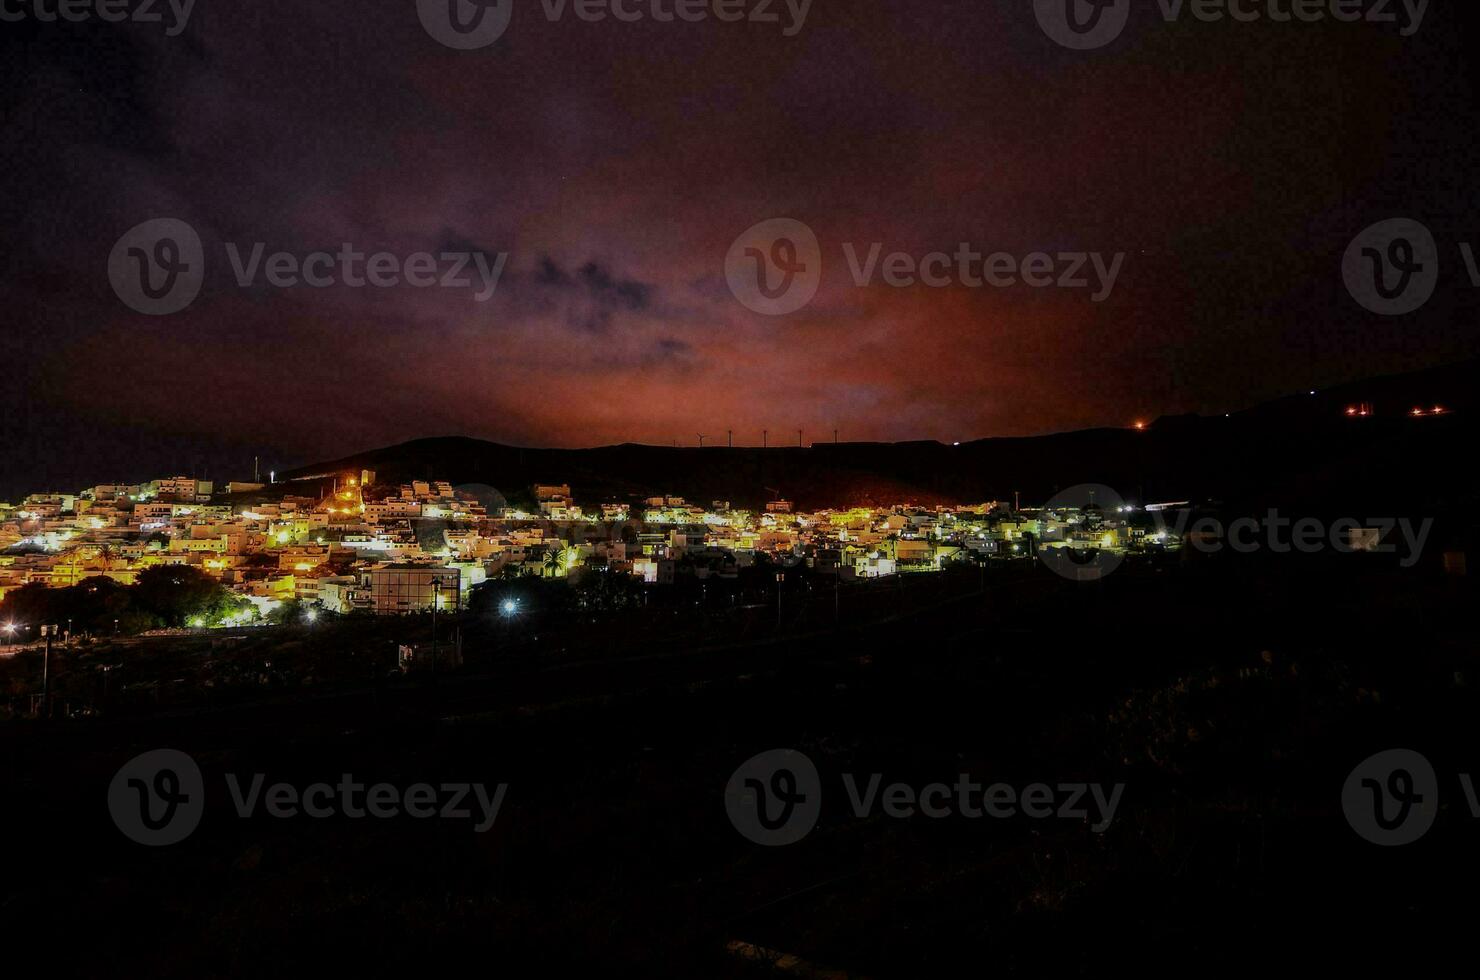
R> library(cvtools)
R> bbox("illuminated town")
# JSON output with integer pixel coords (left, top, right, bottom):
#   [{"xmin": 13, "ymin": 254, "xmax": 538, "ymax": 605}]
[{"xmin": 0, "ymin": 470, "xmax": 1169, "ymax": 633}]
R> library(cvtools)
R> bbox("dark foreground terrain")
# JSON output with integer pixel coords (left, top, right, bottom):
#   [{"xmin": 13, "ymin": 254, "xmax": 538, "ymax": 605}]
[{"xmin": 4, "ymin": 552, "xmax": 1479, "ymax": 977}]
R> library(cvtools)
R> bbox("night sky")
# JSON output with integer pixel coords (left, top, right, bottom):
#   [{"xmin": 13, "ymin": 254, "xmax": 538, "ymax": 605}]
[{"xmin": 4, "ymin": 0, "xmax": 1480, "ymax": 497}]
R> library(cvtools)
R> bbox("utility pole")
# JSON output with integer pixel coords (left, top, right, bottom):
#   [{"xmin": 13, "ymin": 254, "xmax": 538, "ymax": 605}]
[
  {"xmin": 763, "ymin": 430, "xmax": 768, "ymax": 449},
  {"xmin": 798, "ymin": 429, "xmax": 804, "ymax": 447},
  {"xmin": 430, "ymin": 577, "xmax": 440, "ymax": 684},
  {"xmin": 776, "ymin": 572, "xmax": 784, "ymax": 630},
  {"xmin": 727, "ymin": 430, "xmax": 733, "ymax": 448},
  {"xmin": 834, "ymin": 429, "xmax": 839, "ymax": 444},
  {"xmin": 698, "ymin": 434, "xmax": 706, "ymax": 449},
  {"xmin": 40, "ymin": 624, "xmax": 53, "ymax": 719}
]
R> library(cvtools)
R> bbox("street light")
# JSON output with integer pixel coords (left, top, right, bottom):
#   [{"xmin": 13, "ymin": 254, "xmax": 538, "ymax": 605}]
[
  {"xmin": 430, "ymin": 577, "xmax": 443, "ymax": 680},
  {"xmin": 501, "ymin": 598, "xmax": 519, "ymax": 643},
  {"xmin": 40, "ymin": 625, "xmax": 55, "ymax": 719}
]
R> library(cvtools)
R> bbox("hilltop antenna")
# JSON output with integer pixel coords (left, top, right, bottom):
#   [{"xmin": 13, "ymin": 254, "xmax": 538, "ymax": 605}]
[
  {"xmin": 834, "ymin": 429, "xmax": 839, "ymax": 444},
  {"xmin": 798, "ymin": 429, "xmax": 804, "ymax": 448},
  {"xmin": 763, "ymin": 430, "xmax": 768, "ymax": 448},
  {"xmin": 698, "ymin": 434, "xmax": 706, "ymax": 449},
  {"xmin": 727, "ymin": 430, "xmax": 733, "ymax": 448}
]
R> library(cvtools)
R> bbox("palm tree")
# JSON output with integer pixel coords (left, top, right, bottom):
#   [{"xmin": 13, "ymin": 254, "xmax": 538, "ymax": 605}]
[{"xmin": 543, "ymin": 549, "xmax": 562, "ymax": 578}]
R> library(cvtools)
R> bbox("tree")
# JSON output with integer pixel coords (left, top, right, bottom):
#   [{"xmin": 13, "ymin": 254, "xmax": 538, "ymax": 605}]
[
  {"xmin": 132, "ymin": 566, "xmax": 237, "ymax": 628},
  {"xmin": 0, "ymin": 583, "xmax": 54, "ymax": 628}
]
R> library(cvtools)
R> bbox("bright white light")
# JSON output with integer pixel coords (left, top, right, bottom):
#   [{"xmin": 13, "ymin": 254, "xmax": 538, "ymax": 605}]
[
  {"xmin": 502, "ymin": 600, "xmax": 517, "ymax": 614},
  {"xmin": 306, "ymin": 610, "xmax": 319, "ymax": 623}
]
